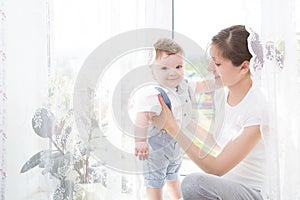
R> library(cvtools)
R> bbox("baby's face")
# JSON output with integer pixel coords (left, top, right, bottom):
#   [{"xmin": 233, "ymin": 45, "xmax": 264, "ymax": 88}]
[{"xmin": 151, "ymin": 52, "xmax": 184, "ymax": 89}]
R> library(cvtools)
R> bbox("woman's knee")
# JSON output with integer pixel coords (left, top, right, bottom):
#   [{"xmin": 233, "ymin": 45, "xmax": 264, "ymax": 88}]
[{"xmin": 181, "ymin": 173, "xmax": 208, "ymax": 199}]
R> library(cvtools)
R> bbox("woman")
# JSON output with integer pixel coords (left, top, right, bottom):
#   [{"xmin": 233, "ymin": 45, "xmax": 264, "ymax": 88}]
[{"xmin": 150, "ymin": 25, "xmax": 268, "ymax": 200}]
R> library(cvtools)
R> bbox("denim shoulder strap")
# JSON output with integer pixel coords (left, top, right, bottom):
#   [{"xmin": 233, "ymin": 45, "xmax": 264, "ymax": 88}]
[
  {"xmin": 155, "ymin": 87, "xmax": 172, "ymax": 111},
  {"xmin": 184, "ymin": 79, "xmax": 192, "ymax": 100}
]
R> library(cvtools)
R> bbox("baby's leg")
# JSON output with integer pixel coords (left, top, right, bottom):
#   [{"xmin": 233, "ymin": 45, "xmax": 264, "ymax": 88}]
[
  {"xmin": 146, "ymin": 187, "xmax": 163, "ymax": 200},
  {"xmin": 166, "ymin": 179, "xmax": 182, "ymax": 200}
]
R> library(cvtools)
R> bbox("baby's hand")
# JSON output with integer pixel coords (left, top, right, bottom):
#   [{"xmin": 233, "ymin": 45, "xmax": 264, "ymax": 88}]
[{"xmin": 135, "ymin": 142, "xmax": 149, "ymax": 160}]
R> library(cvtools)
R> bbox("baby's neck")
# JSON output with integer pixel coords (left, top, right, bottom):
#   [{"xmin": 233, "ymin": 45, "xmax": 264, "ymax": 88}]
[{"xmin": 158, "ymin": 84, "xmax": 178, "ymax": 92}]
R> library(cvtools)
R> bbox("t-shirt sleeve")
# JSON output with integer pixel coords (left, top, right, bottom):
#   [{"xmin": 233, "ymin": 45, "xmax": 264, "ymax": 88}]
[
  {"xmin": 243, "ymin": 109, "xmax": 263, "ymax": 128},
  {"xmin": 129, "ymin": 87, "xmax": 162, "ymax": 115},
  {"xmin": 242, "ymin": 98, "xmax": 269, "ymax": 141},
  {"xmin": 243, "ymin": 93, "xmax": 268, "ymax": 128}
]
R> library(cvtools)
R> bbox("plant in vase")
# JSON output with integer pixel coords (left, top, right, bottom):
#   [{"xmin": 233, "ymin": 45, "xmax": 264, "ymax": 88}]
[{"xmin": 20, "ymin": 106, "xmax": 106, "ymax": 200}]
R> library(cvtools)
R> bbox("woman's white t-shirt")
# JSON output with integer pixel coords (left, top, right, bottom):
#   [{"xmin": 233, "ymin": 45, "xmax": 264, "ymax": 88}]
[{"xmin": 213, "ymin": 84, "xmax": 268, "ymax": 198}]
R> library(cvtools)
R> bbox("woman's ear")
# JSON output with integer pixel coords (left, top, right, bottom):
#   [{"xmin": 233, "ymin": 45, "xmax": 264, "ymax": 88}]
[{"xmin": 240, "ymin": 61, "xmax": 250, "ymax": 74}]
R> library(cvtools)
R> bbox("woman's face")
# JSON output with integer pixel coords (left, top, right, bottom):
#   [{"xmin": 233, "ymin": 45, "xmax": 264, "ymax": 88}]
[
  {"xmin": 151, "ymin": 52, "xmax": 184, "ymax": 89},
  {"xmin": 208, "ymin": 44, "xmax": 245, "ymax": 87}
]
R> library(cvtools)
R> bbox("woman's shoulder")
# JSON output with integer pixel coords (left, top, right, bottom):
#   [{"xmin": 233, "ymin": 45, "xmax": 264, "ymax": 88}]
[
  {"xmin": 243, "ymin": 85, "xmax": 268, "ymax": 124},
  {"xmin": 248, "ymin": 84, "xmax": 268, "ymax": 107}
]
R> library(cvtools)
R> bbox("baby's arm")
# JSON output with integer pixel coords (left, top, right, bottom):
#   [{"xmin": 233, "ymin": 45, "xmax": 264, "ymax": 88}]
[{"xmin": 134, "ymin": 111, "xmax": 155, "ymax": 160}]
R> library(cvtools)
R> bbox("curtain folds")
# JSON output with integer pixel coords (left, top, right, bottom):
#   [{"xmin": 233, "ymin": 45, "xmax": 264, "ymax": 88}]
[
  {"xmin": 260, "ymin": 0, "xmax": 300, "ymax": 199},
  {"xmin": 247, "ymin": 0, "xmax": 300, "ymax": 199}
]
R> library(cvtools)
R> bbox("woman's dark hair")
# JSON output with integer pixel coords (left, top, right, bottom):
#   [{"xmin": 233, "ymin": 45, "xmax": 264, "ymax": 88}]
[{"xmin": 211, "ymin": 25, "xmax": 252, "ymax": 66}]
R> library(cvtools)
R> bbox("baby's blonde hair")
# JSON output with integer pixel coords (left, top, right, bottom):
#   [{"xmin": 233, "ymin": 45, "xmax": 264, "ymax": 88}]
[{"xmin": 153, "ymin": 38, "xmax": 184, "ymax": 60}]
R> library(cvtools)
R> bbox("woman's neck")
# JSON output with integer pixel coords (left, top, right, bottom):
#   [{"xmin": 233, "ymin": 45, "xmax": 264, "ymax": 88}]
[{"xmin": 227, "ymin": 76, "xmax": 253, "ymax": 106}]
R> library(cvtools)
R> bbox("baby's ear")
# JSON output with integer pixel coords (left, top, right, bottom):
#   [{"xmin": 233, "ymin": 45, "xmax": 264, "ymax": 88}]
[{"xmin": 151, "ymin": 70, "xmax": 157, "ymax": 80}]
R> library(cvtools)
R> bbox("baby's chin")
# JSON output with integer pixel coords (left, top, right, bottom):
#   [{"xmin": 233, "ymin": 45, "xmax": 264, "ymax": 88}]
[{"xmin": 162, "ymin": 80, "xmax": 183, "ymax": 89}]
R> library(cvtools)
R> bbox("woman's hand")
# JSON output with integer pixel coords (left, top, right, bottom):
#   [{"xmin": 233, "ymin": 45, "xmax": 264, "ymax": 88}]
[{"xmin": 150, "ymin": 94, "xmax": 179, "ymax": 137}]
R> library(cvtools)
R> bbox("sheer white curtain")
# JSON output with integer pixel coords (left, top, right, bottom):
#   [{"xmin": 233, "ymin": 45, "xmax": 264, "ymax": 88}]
[
  {"xmin": 259, "ymin": 0, "xmax": 300, "ymax": 199},
  {"xmin": 3, "ymin": 0, "xmax": 172, "ymax": 199},
  {"xmin": 247, "ymin": 0, "xmax": 300, "ymax": 199},
  {"xmin": 231, "ymin": 0, "xmax": 300, "ymax": 199},
  {"xmin": 5, "ymin": 0, "xmax": 49, "ymax": 199}
]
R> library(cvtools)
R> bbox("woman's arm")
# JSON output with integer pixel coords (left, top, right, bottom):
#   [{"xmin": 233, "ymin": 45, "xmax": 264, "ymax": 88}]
[
  {"xmin": 185, "ymin": 121, "xmax": 220, "ymax": 153},
  {"xmin": 151, "ymin": 94, "xmax": 261, "ymax": 176}
]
